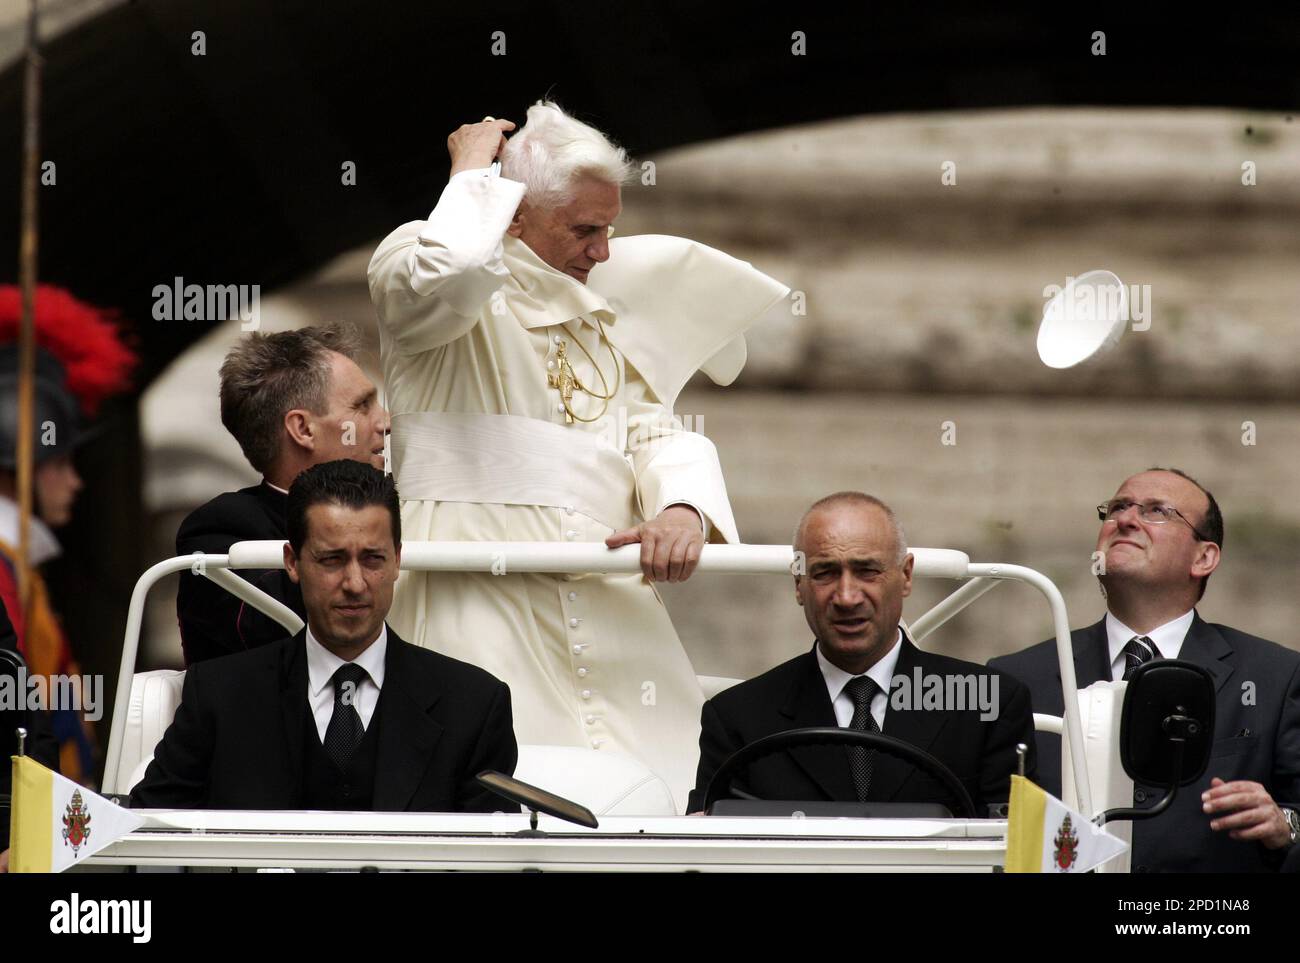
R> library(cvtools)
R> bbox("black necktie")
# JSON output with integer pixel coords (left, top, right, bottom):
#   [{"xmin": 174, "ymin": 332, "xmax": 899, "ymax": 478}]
[
  {"xmin": 844, "ymin": 676, "xmax": 881, "ymax": 802},
  {"xmin": 1122, "ymin": 635, "xmax": 1157, "ymax": 681},
  {"xmin": 323, "ymin": 663, "xmax": 369, "ymax": 771}
]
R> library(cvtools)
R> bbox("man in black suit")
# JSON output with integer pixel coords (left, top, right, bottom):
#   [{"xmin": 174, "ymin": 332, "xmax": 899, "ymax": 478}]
[
  {"xmin": 688, "ymin": 492, "xmax": 1035, "ymax": 815},
  {"xmin": 177, "ymin": 323, "xmax": 390, "ymax": 664},
  {"xmin": 990, "ymin": 468, "xmax": 1300, "ymax": 872},
  {"xmin": 134, "ymin": 460, "xmax": 518, "ymax": 813}
]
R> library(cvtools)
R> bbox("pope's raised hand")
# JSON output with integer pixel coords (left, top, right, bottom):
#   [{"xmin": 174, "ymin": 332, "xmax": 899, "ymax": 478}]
[
  {"xmin": 606, "ymin": 505, "xmax": 705, "ymax": 583},
  {"xmin": 448, "ymin": 118, "xmax": 516, "ymax": 177}
]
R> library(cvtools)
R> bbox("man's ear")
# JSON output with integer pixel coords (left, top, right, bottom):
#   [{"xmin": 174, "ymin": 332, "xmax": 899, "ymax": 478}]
[
  {"xmin": 793, "ymin": 576, "xmax": 803, "ymax": 606},
  {"xmin": 284, "ymin": 541, "xmax": 301, "ymax": 584},
  {"xmin": 1192, "ymin": 541, "xmax": 1221, "ymax": 581},
  {"xmin": 506, "ymin": 203, "xmax": 526, "ymax": 238},
  {"xmin": 284, "ymin": 409, "xmax": 315, "ymax": 454},
  {"xmin": 900, "ymin": 553, "xmax": 915, "ymax": 599}
]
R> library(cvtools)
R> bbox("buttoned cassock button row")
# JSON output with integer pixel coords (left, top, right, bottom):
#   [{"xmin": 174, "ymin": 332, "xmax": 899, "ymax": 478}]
[{"xmin": 555, "ymin": 508, "xmax": 612, "ymax": 750}]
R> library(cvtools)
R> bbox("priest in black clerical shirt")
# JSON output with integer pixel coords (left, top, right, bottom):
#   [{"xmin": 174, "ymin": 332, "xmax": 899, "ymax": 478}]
[
  {"xmin": 134, "ymin": 460, "xmax": 518, "ymax": 813},
  {"xmin": 176, "ymin": 323, "xmax": 389, "ymax": 664}
]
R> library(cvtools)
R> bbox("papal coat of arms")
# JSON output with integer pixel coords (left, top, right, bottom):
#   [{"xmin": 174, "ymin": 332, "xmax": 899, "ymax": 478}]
[
  {"xmin": 61, "ymin": 788, "xmax": 92, "ymax": 856},
  {"xmin": 1053, "ymin": 813, "xmax": 1079, "ymax": 871}
]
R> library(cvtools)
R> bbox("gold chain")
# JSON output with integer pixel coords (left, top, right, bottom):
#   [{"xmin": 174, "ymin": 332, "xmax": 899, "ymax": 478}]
[{"xmin": 549, "ymin": 318, "xmax": 622, "ymax": 423}]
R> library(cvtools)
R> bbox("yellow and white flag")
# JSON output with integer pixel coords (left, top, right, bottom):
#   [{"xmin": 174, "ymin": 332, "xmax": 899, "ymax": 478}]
[
  {"xmin": 1004, "ymin": 774, "xmax": 1127, "ymax": 873},
  {"xmin": 9, "ymin": 755, "xmax": 143, "ymax": 873}
]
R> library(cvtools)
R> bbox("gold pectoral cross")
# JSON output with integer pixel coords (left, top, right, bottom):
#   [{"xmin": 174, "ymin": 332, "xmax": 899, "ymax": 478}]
[{"xmin": 547, "ymin": 339, "xmax": 577, "ymax": 424}]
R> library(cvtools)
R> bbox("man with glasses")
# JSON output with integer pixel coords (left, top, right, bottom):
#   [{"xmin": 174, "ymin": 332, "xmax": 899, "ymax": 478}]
[{"xmin": 991, "ymin": 468, "xmax": 1300, "ymax": 872}]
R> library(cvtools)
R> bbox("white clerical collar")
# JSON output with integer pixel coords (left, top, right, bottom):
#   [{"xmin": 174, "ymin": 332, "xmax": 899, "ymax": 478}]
[
  {"xmin": 816, "ymin": 627, "xmax": 904, "ymax": 708},
  {"xmin": 0, "ymin": 494, "xmax": 61, "ymax": 565},
  {"xmin": 263, "ymin": 480, "xmax": 288, "ymax": 495},
  {"xmin": 502, "ymin": 235, "xmax": 614, "ymax": 331},
  {"xmin": 1105, "ymin": 609, "xmax": 1194, "ymax": 675},
  {"xmin": 305, "ymin": 624, "xmax": 388, "ymax": 699}
]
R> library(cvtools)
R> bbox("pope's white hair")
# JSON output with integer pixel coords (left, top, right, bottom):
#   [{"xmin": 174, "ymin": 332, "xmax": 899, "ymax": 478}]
[{"xmin": 500, "ymin": 100, "xmax": 635, "ymax": 208}]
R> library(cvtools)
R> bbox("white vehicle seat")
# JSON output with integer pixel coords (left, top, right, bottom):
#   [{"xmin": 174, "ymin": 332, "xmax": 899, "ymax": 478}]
[{"xmin": 116, "ymin": 669, "xmax": 186, "ymax": 794}]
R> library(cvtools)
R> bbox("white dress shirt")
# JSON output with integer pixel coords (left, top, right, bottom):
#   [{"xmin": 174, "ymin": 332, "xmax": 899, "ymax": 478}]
[
  {"xmin": 816, "ymin": 629, "xmax": 903, "ymax": 731},
  {"xmin": 305, "ymin": 625, "xmax": 387, "ymax": 742},
  {"xmin": 1105, "ymin": 609, "xmax": 1194, "ymax": 681}
]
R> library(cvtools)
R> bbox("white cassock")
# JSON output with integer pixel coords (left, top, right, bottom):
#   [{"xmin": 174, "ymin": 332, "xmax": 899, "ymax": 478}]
[{"xmin": 368, "ymin": 167, "xmax": 788, "ymax": 809}]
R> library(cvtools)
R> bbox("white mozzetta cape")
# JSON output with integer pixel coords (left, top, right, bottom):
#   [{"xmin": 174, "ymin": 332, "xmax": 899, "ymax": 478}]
[{"xmin": 367, "ymin": 168, "xmax": 788, "ymax": 809}]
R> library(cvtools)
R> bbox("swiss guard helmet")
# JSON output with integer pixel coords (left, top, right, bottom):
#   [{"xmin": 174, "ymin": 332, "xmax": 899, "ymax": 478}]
[{"xmin": 0, "ymin": 285, "xmax": 135, "ymax": 469}]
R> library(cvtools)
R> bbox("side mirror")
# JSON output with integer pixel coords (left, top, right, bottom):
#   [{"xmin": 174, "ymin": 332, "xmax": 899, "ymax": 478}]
[
  {"xmin": 1119, "ymin": 659, "xmax": 1215, "ymax": 786},
  {"xmin": 1100, "ymin": 659, "xmax": 1215, "ymax": 827}
]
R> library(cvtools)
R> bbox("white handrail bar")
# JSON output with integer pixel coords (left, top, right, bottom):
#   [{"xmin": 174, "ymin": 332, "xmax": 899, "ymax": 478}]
[
  {"xmin": 106, "ymin": 554, "xmax": 207, "ymax": 794},
  {"xmin": 965, "ymin": 563, "xmax": 1091, "ymax": 815},
  {"xmin": 201, "ymin": 567, "xmax": 305, "ymax": 635},
  {"xmin": 909, "ymin": 577, "xmax": 1001, "ymax": 642},
  {"xmin": 226, "ymin": 541, "xmax": 973, "ymax": 579}
]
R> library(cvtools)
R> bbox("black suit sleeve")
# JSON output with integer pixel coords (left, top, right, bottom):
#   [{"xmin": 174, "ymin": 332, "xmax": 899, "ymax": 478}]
[
  {"xmin": 129, "ymin": 666, "xmax": 214, "ymax": 809},
  {"xmin": 978, "ymin": 673, "xmax": 1038, "ymax": 808},
  {"xmin": 455, "ymin": 681, "xmax": 521, "ymax": 814},
  {"xmin": 176, "ymin": 513, "xmax": 303, "ymax": 665},
  {"xmin": 1259, "ymin": 656, "xmax": 1300, "ymax": 869},
  {"xmin": 687, "ymin": 697, "xmax": 745, "ymax": 814},
  {"xmin": 1271, "ymin": 656, "xmax": 1300, "ymax": 809},
  {"xmin": 176, "ymin": 519, "xmax": 249, "ymax": 665}
]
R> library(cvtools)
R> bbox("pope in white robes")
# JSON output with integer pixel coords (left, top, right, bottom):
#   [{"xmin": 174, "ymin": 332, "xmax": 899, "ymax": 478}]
[{"xmin": 367, "ymin": 103, "xmax": 787, "ymax": 809}]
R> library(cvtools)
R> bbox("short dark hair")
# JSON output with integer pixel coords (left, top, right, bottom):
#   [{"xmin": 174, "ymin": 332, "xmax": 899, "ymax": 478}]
[
  {"xmin": 219, "ymin": 322, "xmax": 361, "ymax": 474},
  {"xmin": 1147, "ymin": 466, "xmax": 1223, "ymax": 601},
  {"xmin": 286, "ymin": 460, "xmax": 400, "ymax": 554}
]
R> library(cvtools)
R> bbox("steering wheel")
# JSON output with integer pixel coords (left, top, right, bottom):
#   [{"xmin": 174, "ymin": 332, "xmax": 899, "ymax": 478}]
[{"xmin": 702, "ymin": 726, "xmax": 978, "ymax": 818}]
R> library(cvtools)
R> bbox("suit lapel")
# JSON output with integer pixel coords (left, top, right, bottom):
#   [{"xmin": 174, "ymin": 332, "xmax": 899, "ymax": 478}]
[
  {"xmin": 372, "ymin": 629, "xmax": 444, "ymax": 811},
  {"xmin": 778, "ymin": 647, "xmax": 855, "ymax": 801},
  {"xmin": 1172, "ymin": 612, "xmax": 1234, "ymax": 695},
  {"xmin": 872, "ymin": 635, "xmax": 951, "ymax": 802},
  {"xmin": 1071, "ymin": 619, "xmax": 1111, "ymax": 689},
  {"xmin": 277, "ymin": 631, "xmax": 310, "ymax": 798}
]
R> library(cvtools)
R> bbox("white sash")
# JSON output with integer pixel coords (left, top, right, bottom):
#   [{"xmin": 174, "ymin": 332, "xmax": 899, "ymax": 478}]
[{"xmin": 391, "ymin": 412, "xmax": 640, "ymax": 531}]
